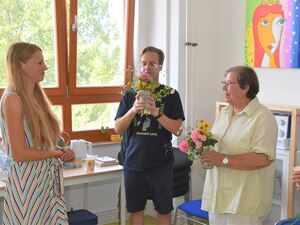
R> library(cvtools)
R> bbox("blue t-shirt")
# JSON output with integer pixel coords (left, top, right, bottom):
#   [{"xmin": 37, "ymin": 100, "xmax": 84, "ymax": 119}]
[{"xmin": 115, "ymin": 84, "xmax": 185, "ymax": 171}]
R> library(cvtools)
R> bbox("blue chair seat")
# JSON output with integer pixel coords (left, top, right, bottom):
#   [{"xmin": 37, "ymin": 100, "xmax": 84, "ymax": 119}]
[{"xmin": 178, "ymin": 199, "xmax": 209, "ymax": 220}]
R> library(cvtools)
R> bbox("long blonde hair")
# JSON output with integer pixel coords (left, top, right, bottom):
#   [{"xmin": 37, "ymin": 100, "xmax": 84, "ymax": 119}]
[{"xmin": 6, "ymin": 42, "xmax": 61, "ymax": 149}]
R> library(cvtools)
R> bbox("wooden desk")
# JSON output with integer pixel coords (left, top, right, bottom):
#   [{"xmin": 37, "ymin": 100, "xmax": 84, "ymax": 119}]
[{"xmin": 0, "ymin": 164, "xmax": 125, "ymax": 225}]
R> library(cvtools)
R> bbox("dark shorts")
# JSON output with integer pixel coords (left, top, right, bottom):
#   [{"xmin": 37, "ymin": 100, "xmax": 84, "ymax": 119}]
[{"xmin": 124, "ymin": 164, "xmax": 173, "ymax": 214}]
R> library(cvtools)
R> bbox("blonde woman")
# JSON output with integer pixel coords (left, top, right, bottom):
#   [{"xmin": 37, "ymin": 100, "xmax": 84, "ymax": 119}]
[{"xmin": 0, "ymin": 42, "xmax": 75, "ymax": 225}]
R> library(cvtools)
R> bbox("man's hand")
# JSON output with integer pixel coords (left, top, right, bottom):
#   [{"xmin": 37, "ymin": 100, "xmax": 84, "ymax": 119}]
[{"xmin": 131, "ymin": 93, "xmax": 146, "ymax": 114}]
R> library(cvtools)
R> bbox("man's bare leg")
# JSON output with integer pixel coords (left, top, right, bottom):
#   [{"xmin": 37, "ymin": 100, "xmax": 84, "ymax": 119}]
[
  {"xmin": 157, "ymin": 212, "xmax": 171, "ymax": 225},
  {"xmin": 131, "ymin": 211, "xmax": 144, "ymax": 225}
]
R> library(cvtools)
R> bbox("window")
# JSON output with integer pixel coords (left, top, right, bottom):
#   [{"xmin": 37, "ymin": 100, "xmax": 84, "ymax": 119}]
[
  {"xmin": 0, "ymin": 0, "xmax": 57, "ymax": 89},
  {"xmin": 0, "ymin": 0, "xmax": 135, "ymax": 142}
]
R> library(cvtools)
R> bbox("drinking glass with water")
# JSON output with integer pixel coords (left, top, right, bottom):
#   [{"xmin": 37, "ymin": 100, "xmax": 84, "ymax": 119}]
[{"xmin": 0, "ymin": 150, "xmax": 12, "ymax": 182}]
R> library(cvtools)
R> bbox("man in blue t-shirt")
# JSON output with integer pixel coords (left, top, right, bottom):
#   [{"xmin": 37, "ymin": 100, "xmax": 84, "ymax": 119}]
[{"xmin": 115, "ymin": 46, "xmax": 185, "ymax": 225}]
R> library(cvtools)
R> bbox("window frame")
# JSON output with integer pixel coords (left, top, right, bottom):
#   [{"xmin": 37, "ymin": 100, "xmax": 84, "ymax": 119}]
[{"xmin": 48, "ymin": 0, "xmax": 135, "ymax": 142}]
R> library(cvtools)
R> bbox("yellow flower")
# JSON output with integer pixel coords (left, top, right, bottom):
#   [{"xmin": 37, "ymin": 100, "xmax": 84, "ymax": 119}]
[
  {"xmin": 203, "ymin": 122, "xmax": 211, "ymax": 129},
  {"xmin": 198, "ymin": 119, "xmax": 204, "ymax": 125}
]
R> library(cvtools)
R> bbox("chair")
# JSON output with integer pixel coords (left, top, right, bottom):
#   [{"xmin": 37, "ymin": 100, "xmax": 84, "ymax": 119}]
[
  {"xmin": 173, "ymin": 199, "xmax": 209, "ymax": 225},
  {"xmin": 173, "ymin": 147, "xmax": 193, "ymax": 200},
  {"xmin": 172, "ymin": 148, "xmax": 209, "ymax": 225}
]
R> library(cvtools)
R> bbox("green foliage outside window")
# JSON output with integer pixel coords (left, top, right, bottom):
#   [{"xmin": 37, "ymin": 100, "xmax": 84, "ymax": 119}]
[
  {"xmin": 0, "ymin": 0, "xmax": 125, "ymax": 132},
  {"xmin": 0, "ymin": 0, "xmax": 55, "ymax": 87},
  {"xmin": 72, "ymin": 103, "xmax": 119, "ymax": 131},
  {"xmin": 76, "ymin": 0, "xmax": 124, "ymax": 86}
]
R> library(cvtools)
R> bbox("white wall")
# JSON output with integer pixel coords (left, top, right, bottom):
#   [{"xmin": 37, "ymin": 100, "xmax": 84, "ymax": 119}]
[
  {"xmin": 134, "ymin": 0, "xmax": 168, "ymax": 84},
  {"xmin": 214, "ymin": 0, "xmax": 300, "ymax": 107}
]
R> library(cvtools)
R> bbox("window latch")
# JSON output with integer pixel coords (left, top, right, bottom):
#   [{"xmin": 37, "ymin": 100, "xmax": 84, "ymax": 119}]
[{"xmin": 72, "ymin": 15, "xmax": 78, "ymax": 32}]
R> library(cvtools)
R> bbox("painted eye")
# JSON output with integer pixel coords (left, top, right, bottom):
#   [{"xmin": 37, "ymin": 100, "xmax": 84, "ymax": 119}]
[
  {"xmin": 260, "ymin": 20, "xmax": 269, "ymax": 26},
  {"xmin": 277, "ymin": 18, "xmax": 286, "ymax": 26}
]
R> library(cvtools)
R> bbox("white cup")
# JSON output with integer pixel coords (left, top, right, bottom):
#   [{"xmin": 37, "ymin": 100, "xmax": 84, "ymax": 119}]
[
  {"xmin": 86, "ymin": 158, "xmax": 96, "ymax": 172},
  {"xmin": 293, "ymin": 166, "xmax": 300, "ymax": 188}
]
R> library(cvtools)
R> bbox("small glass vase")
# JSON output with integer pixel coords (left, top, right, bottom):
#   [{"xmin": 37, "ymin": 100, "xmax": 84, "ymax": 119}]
[
  {"xmin": 138, "ymin": 89, "xmax": 151, "ymax": 115},
  {"xmin": 201, "ymin": 161, "xmax": 213, "ymax": 169},
  {"xmin": 200, "ymin": 146, "xmax": 213, "ymax": 169}
]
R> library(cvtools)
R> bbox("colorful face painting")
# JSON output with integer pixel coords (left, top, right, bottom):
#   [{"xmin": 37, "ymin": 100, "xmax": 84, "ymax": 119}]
[{"xmin": 245, "ymin": 0, "xmax": 300, "ymax": 68}]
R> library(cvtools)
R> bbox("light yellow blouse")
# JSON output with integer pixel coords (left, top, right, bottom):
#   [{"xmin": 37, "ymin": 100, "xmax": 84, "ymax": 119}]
[{"xmin": 202, "ymin": 97, "xmax": 278, "ymax": 217}]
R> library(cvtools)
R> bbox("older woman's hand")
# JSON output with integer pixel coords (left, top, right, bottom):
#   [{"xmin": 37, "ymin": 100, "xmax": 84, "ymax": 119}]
[{"xmin": 199, "ymin": 150, "xmax": 225, "ymax": 167}]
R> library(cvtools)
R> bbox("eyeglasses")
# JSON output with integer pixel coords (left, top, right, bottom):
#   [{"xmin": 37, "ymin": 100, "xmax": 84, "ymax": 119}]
[
  {"xmin": 221, "ymin": 80, "xmax": 238, "ymax": 86},
  {"xmin": 140, "ymin": 62, "xmax": 161, "ymax": 69}
]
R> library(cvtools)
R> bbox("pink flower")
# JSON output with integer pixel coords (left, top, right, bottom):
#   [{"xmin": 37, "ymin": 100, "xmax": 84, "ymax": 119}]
[
  {"xmin": 191, "ymin": 129, "xmax": 201, "ymax": 142},
  {"xmin": 179, "ymin": 140, "xmax": 189, "ymax": 152},
  {"xmin": 139, "ymin": 71, "xmax": 151, "ymax": 79},
  {"xmin": 200, "ymin": 134, "xmax": 207, "ymax": 142},
  {"xmin": 195, "ymin": 141, "xmax": 202, "ymax": 148}
]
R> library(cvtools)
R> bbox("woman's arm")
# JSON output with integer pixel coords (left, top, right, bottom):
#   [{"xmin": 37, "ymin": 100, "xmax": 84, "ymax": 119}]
[
  {"xmin": 200, "ymin": 150, "xmax": 272, "ymax": 170},
  {"xmin": 3, "ymin": 94, "xmax": 63, "ymax": 162}
]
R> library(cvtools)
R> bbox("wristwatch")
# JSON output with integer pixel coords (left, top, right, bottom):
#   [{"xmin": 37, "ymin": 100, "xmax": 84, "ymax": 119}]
[
  {"xmin": 154, "ymin": 111, "xmax": 164, "ymax": 120},
  {"xmin": 154, "ymin": 111, "xmax": 163, "ymax": 120},
  {"xmin": 222, "ymin": 155, "xmax": 229, "ymax": 167}
]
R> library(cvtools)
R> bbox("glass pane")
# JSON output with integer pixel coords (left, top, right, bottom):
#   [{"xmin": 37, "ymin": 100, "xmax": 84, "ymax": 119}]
[
  {"xmin": 51, "ymin": 105, "xmax": 63, "ymax": 127},
  {"xmin": 77, "ymin": 0, "xmax": 125, "ymax": 87},
  {"xmin": 72, "ymin": 103, "xmax": 119, "ymax": 131},
  {"xmin": 0, "ymin": 0, "xmax": 57, "ymax": 88}
]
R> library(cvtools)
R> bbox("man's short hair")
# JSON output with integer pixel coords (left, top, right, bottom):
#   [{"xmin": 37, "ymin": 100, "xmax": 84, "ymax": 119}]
[{"xmin": 140, "ymin": 46, "xmax": 165, "ymax": 66}]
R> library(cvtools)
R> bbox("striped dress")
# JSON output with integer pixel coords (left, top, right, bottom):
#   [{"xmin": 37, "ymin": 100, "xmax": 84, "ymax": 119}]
[{"xmin": 0, "ymin": 91, "xmax": 68, "ymax": 225}]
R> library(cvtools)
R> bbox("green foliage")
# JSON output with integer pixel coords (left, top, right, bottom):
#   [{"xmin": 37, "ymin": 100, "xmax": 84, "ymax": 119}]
[
  {"xmin": 100, "ymin": 126, "xmax": 110, "ymax": 135},
  {"xmin": 72, "ymin": 103, "xmax": 118, "ymax": 131},
  {"xmin": 0, "ymin": 0, "xmax": 124, "ymax": 130},
  {"xmin": 153, "ymin": 86, "xmax": 173, "ymax": 103},
  {"xmin": 0, "ymin": 0, "xmax": 55, "ymax": 87},
  {"xmin": 76, "ymin": 0, "xmax": 123, "ymax": 86}
]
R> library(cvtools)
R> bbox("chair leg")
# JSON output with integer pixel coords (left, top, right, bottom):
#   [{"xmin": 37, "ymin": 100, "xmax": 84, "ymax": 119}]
[
  {"xmin": 173, "ymin": 208, "xmax": 178, "ymax": 225},
  {"xmin": 185, "ymin": 211, "xmax": 193, "ymax": 225}
]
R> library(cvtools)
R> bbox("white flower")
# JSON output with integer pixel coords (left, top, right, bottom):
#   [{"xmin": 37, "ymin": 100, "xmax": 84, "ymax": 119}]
[{"xmin": 170, "ymin": 89, "xmax": 175, "ymax": 94}]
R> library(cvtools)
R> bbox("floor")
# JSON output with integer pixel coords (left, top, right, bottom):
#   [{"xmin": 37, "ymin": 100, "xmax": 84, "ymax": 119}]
[
  {"xmin": 103, "ymin": 215, "xmax": 157, "ymax": 225},
  {"xmin": 103, "ymin": 215, "xmax": 209, "ymax": 225}
]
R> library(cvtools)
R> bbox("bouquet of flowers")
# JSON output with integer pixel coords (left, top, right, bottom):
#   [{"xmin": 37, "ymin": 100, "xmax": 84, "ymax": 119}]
[
  {"xmin": 178, "ymin": 119, "xmax": 218, "ymax": 168},
  {"xmin": 125, "ymin": 71, "xmax": 158, "ymax": 115},
  {"xmin": 124, "ymin": 70, "xmax": 174, "ymax": 116}
]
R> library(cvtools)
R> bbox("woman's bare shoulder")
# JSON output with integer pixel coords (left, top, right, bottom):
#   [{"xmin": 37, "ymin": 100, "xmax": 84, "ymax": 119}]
[{"xmin": 2, "ymin": 93, "xmax": 22, "ymax": 115}]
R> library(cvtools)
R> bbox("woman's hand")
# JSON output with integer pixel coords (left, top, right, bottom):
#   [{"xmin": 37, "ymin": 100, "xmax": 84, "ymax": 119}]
[
  {"xmin": 199, "ymin": 150, "xmax": 224, "ymax": 167},
  {"xmin": 59, "ymin": 147, "xmax": 75, "ymax": 162},
  {"xmin": 54, "ymin": 149, "xmax": 64, "ymax": 158},
  {"xmin": 293, "ymin": 171, "xmax": 300, "ymax": 190}
]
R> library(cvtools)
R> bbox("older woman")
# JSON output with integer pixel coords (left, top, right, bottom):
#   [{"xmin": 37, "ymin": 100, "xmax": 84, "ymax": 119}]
[{"xmin": 200, "ymin": 66, "xmax": 278, "ymax": 225}]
